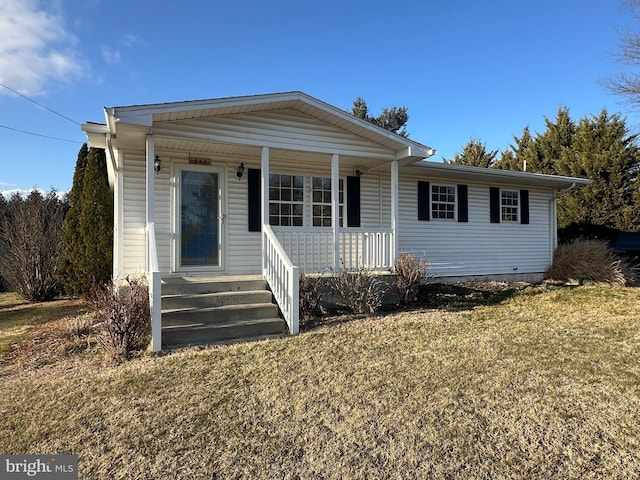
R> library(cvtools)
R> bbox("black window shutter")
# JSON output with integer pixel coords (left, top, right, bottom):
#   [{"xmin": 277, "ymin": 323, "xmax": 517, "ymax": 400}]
[
  {"xmin": 520, "ymin": 189, "xmax": 530, "ymax": 224},
  {"xmin": 346, "ymin": 176, "xmax": 361, "ymax": 227},
  {"xmin": 418, "ymin": 181, "xmax": 430, "ymax": 221},
  {"xmin": 248, "ymin": 168, "xmax": 261, "ymax": 232},
  {"xmin": 490, "ymin": 187, "xmax": 500, "ymax": 223},
  {"xmin": 457, "ymin": 184, "xmax": 468, "ymax": 223}
]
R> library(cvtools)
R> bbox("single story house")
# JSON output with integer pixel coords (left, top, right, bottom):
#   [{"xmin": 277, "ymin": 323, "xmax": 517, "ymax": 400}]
[{"xmin": 81, "ymin": 91, "xmax": 589, "ymax": 350}]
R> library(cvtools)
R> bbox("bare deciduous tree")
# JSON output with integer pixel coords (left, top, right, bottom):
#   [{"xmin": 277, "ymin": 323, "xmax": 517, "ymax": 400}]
[
  {"xmin": 0, "ymin": 190, "xmax": 67, "ymax": 301},
  {"xmin": 604, "ymin": 0, "xmax": 640, "ymax": 107}
]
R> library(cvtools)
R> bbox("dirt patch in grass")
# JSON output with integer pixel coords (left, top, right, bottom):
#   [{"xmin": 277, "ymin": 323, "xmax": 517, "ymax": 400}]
[
  {"xmin": 0, "ymin": 293, "xmax": 92, "ymax": 369},
  {"xmin": 1, "ymin": 286, "xmax": 639, "ymax": 479}
]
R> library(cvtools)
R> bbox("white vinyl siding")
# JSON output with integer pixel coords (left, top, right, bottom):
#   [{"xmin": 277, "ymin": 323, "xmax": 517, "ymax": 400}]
[
  {"xmin": 397, "ymin": 174, "xmax": 553, "ymax": 278},
  {"xmin": 153, "ymin": 109, "xmax": 396, "ymax": 160}
]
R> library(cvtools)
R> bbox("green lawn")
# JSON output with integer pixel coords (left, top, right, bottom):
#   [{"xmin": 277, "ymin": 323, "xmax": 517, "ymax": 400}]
[{"xmin": 1, "ymin": 287, "xmax": 639, "ymax": 479}]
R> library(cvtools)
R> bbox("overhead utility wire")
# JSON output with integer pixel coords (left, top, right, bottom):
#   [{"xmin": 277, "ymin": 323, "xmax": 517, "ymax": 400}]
[
  {"xmin": 0, "ymin": 82, "xmax": 80, "ymax": 126},
  {"xmin": 0, "ymin": 124, "xmax": 82, "ymax": 143}
]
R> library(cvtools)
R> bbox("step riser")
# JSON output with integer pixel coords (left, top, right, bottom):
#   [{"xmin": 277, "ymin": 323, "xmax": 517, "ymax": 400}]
[
  {"xmin": 163, "ymin": 320, "xmax": 285, "ymax": 346},
  {"xmin": 163, "ymin": 304, "xmax": 279, "ymax": 326},
  {"xmin": 162, "ymin": 291, "xmax": 273, "ymax": 310},
  {"xmin": 162, "ymin": 279, "xmax": 267, "ymax": 295},
  {"xmin": 160, "ymin": 276, "xmax": 285, "ymax": 347}
]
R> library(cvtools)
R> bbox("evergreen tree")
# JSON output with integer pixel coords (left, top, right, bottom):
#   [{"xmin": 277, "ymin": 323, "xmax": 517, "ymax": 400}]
[
  {"xmin": 61, "ymin": 145, "xmax": 113, "ymax": 295},
  {"xmin": 529, "ymin": 107, "xmax": 575, "ymax": 174},
  {"xmin": 351, "ymin": 97, "xmax": 409, "ymax": 137},
  {"xmin": 444, "ymin": 138, "xmax": 499, "ymax": 167},
  {"xmin": 59, "ymin": 143, "xmax": 89, "ymax": 291},
  {"xmin": 494, "ymin": 126, "xmax": 535, "ymax": 171},
  {"xmin": 78, "ymin": 147, "xmax": 113, "ymax": 292},
  {"xmin": 555, "ymin": 110, "xmax": 640, "ymax": 231}
]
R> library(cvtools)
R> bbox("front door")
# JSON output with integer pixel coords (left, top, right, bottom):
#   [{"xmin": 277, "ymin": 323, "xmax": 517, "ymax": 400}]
[{"xmin": 177, "ymin": 167, "xmax": 224, "ymax": 271}]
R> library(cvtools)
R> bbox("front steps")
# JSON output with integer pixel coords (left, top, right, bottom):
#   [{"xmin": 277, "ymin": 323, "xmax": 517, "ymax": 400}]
[{"xmin": 161, "ymin": 275, "xmax": 287, "ymax": 348}]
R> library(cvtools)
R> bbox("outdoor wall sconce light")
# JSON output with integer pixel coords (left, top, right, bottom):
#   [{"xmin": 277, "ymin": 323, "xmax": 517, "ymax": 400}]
[
  {"xmin": 354, "ymin": 168, "xmax": 364, "ymax": 177},
  {"xmin": 154, "ymin": 155, "xmax": 161, "ymax": 175},
  {"xmin": 236, "ymin": 163, "xmax": 245, "ymax": 180}
]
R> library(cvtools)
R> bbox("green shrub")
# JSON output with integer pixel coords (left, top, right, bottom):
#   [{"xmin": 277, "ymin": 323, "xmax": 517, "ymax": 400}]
[
  {"xmin": 545, "ymin": 240, "xmax": 638, "ymax": 286},
  {"xmin": 90, "ymin": 276, "xmax": 150, "ymax": 362}
]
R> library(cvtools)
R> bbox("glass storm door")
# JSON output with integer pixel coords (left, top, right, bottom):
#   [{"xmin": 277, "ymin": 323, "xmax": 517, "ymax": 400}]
[{"xmin": 179, "ymin": 169, "xmax": 222, "ymax": 268}]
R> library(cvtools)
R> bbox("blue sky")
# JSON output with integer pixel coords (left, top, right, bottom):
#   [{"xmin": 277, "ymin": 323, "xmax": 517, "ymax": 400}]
[{"xmin": 0, "ymin": 0, "xmax": 636, "ymax": 196}]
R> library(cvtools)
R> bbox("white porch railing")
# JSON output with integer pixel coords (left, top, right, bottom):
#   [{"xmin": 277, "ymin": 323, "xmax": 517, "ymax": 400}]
[
  {"xmin": 274, "ymin": 227, "xmax": 394, "ymax": 273},
  {"xmin": 263, "ymin": 225, "xmax": 300, "ymax": 335},
  {"xmin": 146, "ymin": 223, "xmax": 162, "ymax": 351}
]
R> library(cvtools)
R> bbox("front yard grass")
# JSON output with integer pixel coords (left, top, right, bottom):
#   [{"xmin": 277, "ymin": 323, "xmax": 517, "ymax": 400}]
[
  {"xmin": 1, "ymin": 286, "xmax": 639, "ymax": 479},
  {"xmin": 0, "ymin": 293, "xmax": 87, "ymax": 363}
]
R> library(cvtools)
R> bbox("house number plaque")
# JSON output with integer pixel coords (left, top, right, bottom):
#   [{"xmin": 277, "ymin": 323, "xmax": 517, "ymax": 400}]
[{"xmin": 189, "ymin": 157, "xmax": 211, "ymax": 166}]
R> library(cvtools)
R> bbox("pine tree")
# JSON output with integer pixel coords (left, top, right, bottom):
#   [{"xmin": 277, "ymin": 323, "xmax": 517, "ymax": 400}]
[
  {"xmin": 59, "ymin": 143, "xmax": 88, "ymax": 292},
  {"xmin": 61, "ymin": 145, "xmax": 113, "ymax": 295},
  {"xmin": 350, "ymin": 97, "xmax": 409, "ymax": 137},
  {"xmin": 555, "ymin": 110, "xmax": 640, "ymax": 231},
  {"xmin": 444, "ymin": 138, "xmax": 499, "ymax": 167},
  {"xmin": 77, "ymin": 147, "xmax": 113, "ymax": 293}
]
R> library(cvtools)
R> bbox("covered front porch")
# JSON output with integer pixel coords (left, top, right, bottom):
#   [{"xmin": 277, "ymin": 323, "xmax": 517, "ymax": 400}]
[{"xmin": 85, "ymin": 92, "xmax": 435, "ymax": 350}]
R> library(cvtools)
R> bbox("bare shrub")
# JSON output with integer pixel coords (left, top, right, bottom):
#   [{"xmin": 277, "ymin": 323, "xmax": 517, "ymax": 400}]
[
  {"xmin": 299, "ymin": 274, "xmax": 325, "ymax": 323},
  {"xmin": 90, "ymin": 276, "xmax": 150, "ymax": 361},
  {"xmin": 329, "ymin": 267, "xmax": 389, "ymax": 315},
  {"xmin": 0, "ymin": 190, "xmax": 66, "ymax": 301},
  {"xmin": 395, "ymin": 252, "xmax": 430, "ymax": 306},
  {"xmin": 64, "ymin": 313, "xmax": 96, "ymax": 338},
  {"xmin": 545, "ymin": 240, "xmax": 638, "ymax": 286}
]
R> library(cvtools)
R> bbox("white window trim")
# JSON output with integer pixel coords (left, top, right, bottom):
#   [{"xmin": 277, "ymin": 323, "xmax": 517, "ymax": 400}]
[
  {"xmin": 311, "ymin": 176, "xmax": 345, "ymax": 228},
  {"xmin": 500, "ymin": 189, "xmax": 520, "ymax": 223},
  {"xmin": 268, "ymin": 172, "xmax": 305, "ymax": 227},
  {"xmin": 431, "ymin": 183, "xmax": 457, "ymax": 221}
]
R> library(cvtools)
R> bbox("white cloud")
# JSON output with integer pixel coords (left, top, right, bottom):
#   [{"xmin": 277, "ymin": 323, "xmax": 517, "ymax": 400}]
[
  {"xmin": 0, "ymin": 0, "xmax": 86, "ymax": 95},
  {"xmin": 100, "ymin": 34, "xmax": 143, "ymax": 67},
  {"xmin": 101, "ymin": 45, "xmax": 122, "ymax": 65}
]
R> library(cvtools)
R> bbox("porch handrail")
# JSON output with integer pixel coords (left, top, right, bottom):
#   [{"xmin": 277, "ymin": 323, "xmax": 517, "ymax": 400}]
[
  {"xmin": 273, "ymin": 226, "xmax": 394, "ymax": 273},
  {"xmin": 146, "ymin": 222, "xmax": 162, "ymax": 351},
  {"xmin": 263, "ymin": 224, "xmax": 299, "ymax": 335}
]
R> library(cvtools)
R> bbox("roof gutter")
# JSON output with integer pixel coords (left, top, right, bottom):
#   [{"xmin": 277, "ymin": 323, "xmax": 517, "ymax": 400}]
[{"xmin": 554, "ymin": 181, "xmax": 577, "ymax": 199}]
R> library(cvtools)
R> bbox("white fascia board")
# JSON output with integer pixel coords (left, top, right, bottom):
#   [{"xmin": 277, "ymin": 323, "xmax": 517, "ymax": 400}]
[
  {"xmin": 80, "ymin": 122, "xmax": 109, "ymax": 148},
  {"xmin": 408, "ymin": 160, "xmax": 591, "ymax": 189}
]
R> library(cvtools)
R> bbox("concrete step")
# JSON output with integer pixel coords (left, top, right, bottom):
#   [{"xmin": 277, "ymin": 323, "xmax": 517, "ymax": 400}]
[
  {"xmin": 163, "ymin": 303, "xmax": 280, "ymax": 326},
  {"xmin": 162, "ymin": 317, "xmax": 286, "ymax": 347},
  {"xmin": 162, "ymin": 275, "xmax": 267, "ymax": 295},
  {"xmin": 161, "ymin": 290, "xmax": 273, "ymax": 310}
]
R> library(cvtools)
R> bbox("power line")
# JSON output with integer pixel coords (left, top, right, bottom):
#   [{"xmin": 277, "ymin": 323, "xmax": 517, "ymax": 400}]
[
  {"xmin": 0, "ymin": 82, "xmax": 80, "ymax": 126},
  {"xmin": 0, "ymin": 124, "xmax": 83, "ymax": 143}
]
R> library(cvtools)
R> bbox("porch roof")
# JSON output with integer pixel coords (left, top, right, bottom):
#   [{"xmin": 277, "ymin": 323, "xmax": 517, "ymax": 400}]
[{"xmin": 84, "ymin": 91, "xmax": 435, "ymax": 164}]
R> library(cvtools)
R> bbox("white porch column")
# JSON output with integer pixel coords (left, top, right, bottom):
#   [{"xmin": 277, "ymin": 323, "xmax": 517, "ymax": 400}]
[
  {"xmin": 145, "ymin": 134, "xmax": 161, "ymax": 351},
  {"xmin": 145, "ymin": 134, "xmax": 155, "ymax": 267},
  {"xmin": 331, "ymin": 153, "xmax": 340, "ymax": 272},
  {"xmin": 261, "ymin": 147, "xmax": 270, "ymax": 273},
  {"xmin": 390, "ymin": 159, "xmax": 399, "ymax": 269}
]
